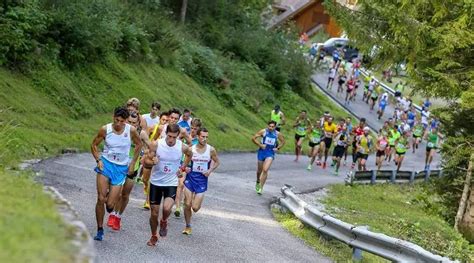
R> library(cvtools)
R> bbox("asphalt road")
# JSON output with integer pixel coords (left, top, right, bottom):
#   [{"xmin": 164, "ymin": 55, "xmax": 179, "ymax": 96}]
[{"xmin": 34, "ymin": 70, "xmax": 440, "ymax": 262}]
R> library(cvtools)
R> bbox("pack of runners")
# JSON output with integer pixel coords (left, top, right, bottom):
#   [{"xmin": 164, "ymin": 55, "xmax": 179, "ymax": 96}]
[
  {"xmin": 90, "ymin": 83, "xmax": 441, "ymax": 244},
  {"xmin": 91, "ymin": 98, "xmax": 220, "ymax": 244}
]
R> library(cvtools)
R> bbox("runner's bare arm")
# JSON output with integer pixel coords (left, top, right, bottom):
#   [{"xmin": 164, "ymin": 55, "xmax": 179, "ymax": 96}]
[
  {"xmin": 252, "ymin": 129, "xmax": 266, "ymax": 149},
  {"xmin": 143, "ymin": 141, "xmax": 158, "ymax": 168},
  {"xmin": 129, "ymin": 126, "xmax": 142, "ymax": 175},
  {"xmin": 139, "ymin": 130, "xmax": 152, "ymax": 149},
  {"xmin": 140, "ymin": 116, "xmax": 147, "ymax": 132},
  {"xmin": 91, "ymin": 126, "xmax": 106, "ymax": 169},
  {"xmin": 181, "ymin": 144, "xmax": 193, "ymax": 175},
  {"xmin": 280, "ymin": 112, "xmax": 286, "ymax": 126},
  {"xmin": 180, "ymin": 128, "xmax": 193, "ymax": 146},
  {"xmin": 276, "ymin": 132, "xmax": 286, "ymax": 151},
  {"xmin": 205, "ymin": 147, "xmax": 220, "ymax": 177}
]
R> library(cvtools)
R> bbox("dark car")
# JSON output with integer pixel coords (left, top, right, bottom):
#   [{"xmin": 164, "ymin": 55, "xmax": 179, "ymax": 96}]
[{"xmin": 317, "ymin": 38, "xmax": 359, "ymax": 61}]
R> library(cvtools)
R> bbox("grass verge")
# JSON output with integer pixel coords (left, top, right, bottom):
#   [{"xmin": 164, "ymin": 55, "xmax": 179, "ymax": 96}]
[
  {"xmin": 322, "ymin": 184, "xmax": 474, "ymax": 262},
  {"xmin": 272, "ymin": 209, "xmax": 387, "ymax": 262},
  {"xmin": 0, "ymin": 170, "xmax": 75, "ymax": 262}
]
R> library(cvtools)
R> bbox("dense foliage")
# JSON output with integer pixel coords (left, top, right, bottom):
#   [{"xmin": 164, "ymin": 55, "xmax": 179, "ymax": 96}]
[
  {"xmin": 324, "ymin": 0, "xmax": 474, "ymax": 239},
  {"xmin": 0, "ymin": 0, "xmax": 311, "ymax": 104}
]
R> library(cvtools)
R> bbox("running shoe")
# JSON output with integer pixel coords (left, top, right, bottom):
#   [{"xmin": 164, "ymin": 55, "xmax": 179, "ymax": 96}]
[
  {"xmin": 316, "ymin": 160, "xmax": 321, "ymax": 166},
  {"xmin": 159, "ymin": 220, "xmax": 168, "ymax": 237},
  {"xmin": 94, "ymin": 229, "xmax": 104, "ymax": 241},
  {"xmin": 174, "ymin": 208, "xmax": 181, "ymax": 218},
  {"xmin": 136, "ymin": 177, "xmax": 143, "ymax": 184},
  {"xmin": 333, "ymin": 170, "xmax": 339, "ymax": 176},
  {"xmin": 112, "ymin": 217, "xmax": 121, "ymax": 231},
  {"xmin": 182, "ymin": 227, "xmax": 192, "ymax": 235},
  {"xmin": 257, "ymin": 186, "xmax": 263, "ymax": 195},
  {"xmin": 147, "ymin": 235, "xmax": 158, "ymax": 246},
  {"xmin": 322, "ymin": 162, "xmax": 327, "ymax": 169},
  {"xmin": 306, "ymin": 164, "xmax": 312, "ymax": 171},
  {"xmin": 143, "ymin": 200, "xmax": 150, "ymax": 210},
  {"xmin": 107, "ymin": 214, "xmax": 116, "ymax": 227},
  {"xmin": 255, "ymin": 182, "xmax": 261, "ymax": 193}
]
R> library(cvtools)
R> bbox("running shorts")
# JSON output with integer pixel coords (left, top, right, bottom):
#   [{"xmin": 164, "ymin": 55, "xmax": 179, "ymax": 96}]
[
  {"xmin": 309, "ymin": 141, "xmax": 320, "ymax": 148},
  {"xmin": 354, "ymin": 152, "xmax": 369, "ymax": 162},
  {"xmin": 149, "ymin": 184, "xmax": 177, "ymax": 205},
  {"xmin": 94, "ymin": 157, "xmax": 127, "ymax": 186},
  {"xmin": 396, "ymin": 151, "xmax": 406, "ymax": 156},
  {"xmin": 184, "ymin": 172, "xmax": 208, "ymax": 194},
  {"xmin": 333, "ymin": 146, "xmax": 345, "ymax": 158},
  {"xmin": 257, "ymin": 149, "xmax": 275, "ymax": 162},
  {"xmin": 323, "ymin": 137, "xmax": 333, "ymax": 149},
  {"xmin": 376, "ymin": 150, "xmax": 385, "ymax": 157},
  {"xmin": 294, "ymin": 133, "xmax": 305, "ymax": 141}
]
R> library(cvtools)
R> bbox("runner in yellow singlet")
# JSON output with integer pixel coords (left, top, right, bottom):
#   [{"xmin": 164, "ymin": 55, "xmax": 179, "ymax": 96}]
[
  {"xmin": 320, "ymin": 117, "xmax": 338, "ymax": 169},
  {"xmin": 293, "ymin": 110, "xmax": 311, "ymax": 162}
]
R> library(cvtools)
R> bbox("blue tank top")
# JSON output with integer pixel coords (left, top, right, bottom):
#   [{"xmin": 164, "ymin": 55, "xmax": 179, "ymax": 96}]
[
  {"xmin": 178, "ymin": 120, "xmax": 191, "ymax": 133},
  {"xmin": 261, "ymin": 129, "xmax": 278, "ymax": 151}
]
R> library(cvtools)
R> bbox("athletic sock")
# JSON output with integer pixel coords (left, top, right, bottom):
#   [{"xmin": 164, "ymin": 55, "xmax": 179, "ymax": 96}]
[
  {"xmin": 186, "ymin": 224, "xmax": 191, "ymax": 228},
  {"xmin": 98, "ymin": 227, "xmax": 104, "ymax": 232}
]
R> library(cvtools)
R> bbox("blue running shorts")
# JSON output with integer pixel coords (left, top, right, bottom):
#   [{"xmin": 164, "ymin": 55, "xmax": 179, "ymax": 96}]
[
  {"xmin": 184, "ymin": 172, "xmax": 208, "ymax": 194},
  {"xmin": 94, "ymin": 157, "xmax": 127, "ymax": 186},
  {"xmin": 257, "ymin": 149, "xmax": 275, "ymax": 162}
]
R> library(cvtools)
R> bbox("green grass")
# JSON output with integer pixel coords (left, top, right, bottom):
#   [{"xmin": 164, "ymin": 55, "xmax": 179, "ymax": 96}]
[
  {"xmin": 0, "ymin": 170, "xmax": 75, "ymax": 262},
  {"xmin": 0, "ymin": 58, "xmax": 351, "ymax": 168},
  {"xmin": 272, "ymin": 209, "xmax": 387, "ymax": 262},
  {"xmin": 322, "ymin": 184, "xmax": 474, "ymax": 262}
]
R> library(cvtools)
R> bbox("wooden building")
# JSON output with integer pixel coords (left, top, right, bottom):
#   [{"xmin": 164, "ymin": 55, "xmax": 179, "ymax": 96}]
[{"xmin": 268, "ymin": 0, "xmax": 357, "ymax": 37}]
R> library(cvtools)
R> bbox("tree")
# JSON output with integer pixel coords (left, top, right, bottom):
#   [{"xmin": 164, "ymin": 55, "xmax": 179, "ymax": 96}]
[{"xmin": 323, "ymin": 0, "xmax": 474, "ymax": 239}]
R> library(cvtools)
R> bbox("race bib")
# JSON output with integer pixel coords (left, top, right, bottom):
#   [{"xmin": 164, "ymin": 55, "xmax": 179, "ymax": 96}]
[
  {"xmin": 427, "ymin": 142, "xmax": 435, "ymax": 148},
  {"xmin": 159, "ymin": 161, "xmax": 178, "ymax": 175},
  {"xmin": 397, "ymin": 143, "xmax": 406, "ymax": 149},
  {"xmin": 297, "ymin": 126, "xmax": 305, "ymax": 133},
  {"xmin": 359, "ymin": 148, "xmax": 366, "ymax": 154},
  {"xmin": 192, "ymin": 161, "xmax": 209, "ymax": 173},
  {"xmin": 311, "ymin": 137, "xmax": 321, "ymax": 143},
  {"xmin": 337, "ymin": 140, "xmax": 346, "ymax": 147},
  {"xmin": 264, "ymin": 137, "xmax": 276, "ymax": 146},
  {"xmin": 104, "ymin": 152, "xmax": 128, "ymax": 163}
]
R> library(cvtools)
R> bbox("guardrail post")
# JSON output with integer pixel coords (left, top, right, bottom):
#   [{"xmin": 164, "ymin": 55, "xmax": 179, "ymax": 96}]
[
  {"xmin": 391, "ymin": 170, "xmax": 397, "ymax": 183},
  {"xmin": 371, "ymin": 170, "xmax": 376, "ymax": 184},
  {"xmin": 352, "ymin": 247, "xmax": 363, "ymax": 261},
  {"xmin": 410, "ymin": 171, "xmax": 416, "ymax": 183},
  {"xmin": 424, "ymin": 170, "xmax": 430, "ymax": 182}
]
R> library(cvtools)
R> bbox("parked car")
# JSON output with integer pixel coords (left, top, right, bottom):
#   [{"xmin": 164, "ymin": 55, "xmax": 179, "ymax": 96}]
[{"xmin": 317, "ymin": 38, "xmax": 359, "ymax": 61}]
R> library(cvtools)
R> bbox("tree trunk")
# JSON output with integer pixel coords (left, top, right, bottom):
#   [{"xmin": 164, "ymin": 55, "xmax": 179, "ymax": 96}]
[
  {"xmin": 180, "ymin": 0, "xmax": 188, "ymax": 24},
  {"xmin": 455, "ymin": 153, "xmax": 473, "ymax": 240}
]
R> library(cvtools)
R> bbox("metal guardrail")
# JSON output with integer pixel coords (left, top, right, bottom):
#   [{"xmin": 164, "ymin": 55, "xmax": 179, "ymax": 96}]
[
  {"xmin": 278, "ymin": 186, "xmax": 455, "ymax": 262},
  {"xmin": 344, "ymin": 169, "xmax": 443, "ymax": 185}
]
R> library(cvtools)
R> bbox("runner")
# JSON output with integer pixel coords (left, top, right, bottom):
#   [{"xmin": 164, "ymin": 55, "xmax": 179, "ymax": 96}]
[
  {"xmin": 178, "ymin": 109, "xmax": 193, "ymax": 134},
  {"xmin": 331, "ymin": 125, "xmax": 349, "ymax": 175},
  {"xmin": 424, "ymin": 127, "xmax": 439, "ymax": 171},
  {"xmin": 337, "ymin": 71, "xmax": 347, "ymax": 94},
  {"xmin": 406, "ymin": 107, "xmax": 416, "ymax": 129},
  {"xmin": 365, "ymin": 77, "xmax": 376, "ymax": 103},
  {"xmin": 369, "ymin": 84, "xmax": 379, "ymax": 112},
  {"xmin": 144, "ymin": 111, "xmax": 170, "ymax": 210},
  {"xmin": 345, "ymin": 77, "xmax": 355, "ymax": 105},
  {"xmin": 182, "ymin": 127, "xmax": 220, "ymax": 235},
  {"xmin": 306, "ymin": 121, "xmax": 323, "ymax": 170},
  {"xmin": 351, "ymin": 118, "xmax": 366, "ymax": 166},
  {"xmin": 412, "ymin": 120, "xmax": 424, "ymax": 153},
  {"xmin": 377, "ymin": 92, "xmax": 389, "ymax": 120},
  {"xmin": 142, "ymin": 102, "xmax": 161, "ymax": 128},
  {"xmin": 320, "ymin": 117, "xmax": 338, "ymax": 169},
  {"xmin": 270, "ymin": 105, "xmax": 286, "ymax": 132},
  {"xmin": 421, "ymin": 107, "xmax": 431, "ymax": 132},
  {"xmin": 90, "ymin": 106, "xmax": 142, "ymax": 241},
  {"xmin": 110, "ymin": 112, "xmax": 152, "ymax": 230},
  {"xmin": 252, "ymin": 120, "xmax": 285, "ymax": 195},
  {"xmin": 352, "ymin": 127, "xmax": 372, "ymax": 171},
  {"xmin": 189, "ymin": 118, "xmax": 203, "ymax": 145},
  {"xmin": 327, "ymin": 66, "xmax": 337, "ymax": 90},
  {"xmin": 126, "ymin": 98, "xmax": 148, "ymax": 131},
  {"xmin": 386, "ymin": 125, "xmax": 401, "ymax": 163},
  {"xmin": 375, "ymin": 131, "xmax": 389, "ymax": 171},
  {"xmin": 342, "ymin": 117, "xmax": 353, "ymax": 165},
  {"xmin": 143, "ymin": 123, "xmax": 192, "ymax": 246},
  {"xmin": 293, "ymin": 110, "xmax": 310, "ymax": 162},
  {"xmin": 394, "ymin": 130, "xmax": 410, "ymax": 171}
]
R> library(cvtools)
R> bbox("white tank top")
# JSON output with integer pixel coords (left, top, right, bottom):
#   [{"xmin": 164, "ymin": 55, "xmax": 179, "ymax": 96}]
[
  {"xmin": 151, "ymin": 138, "xmax": 183, "ymax": 186},
  {"xmin": 191, "ymin": 144, "xmax": 211, "ymax": 174},
  {"xmin": 102, "ymin": 123, "xmax": 131, "ymax": 165}
]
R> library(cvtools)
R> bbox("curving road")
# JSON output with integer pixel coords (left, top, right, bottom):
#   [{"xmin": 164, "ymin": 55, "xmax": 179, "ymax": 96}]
[{"xmin": 34, "ymin": 70, "xmax": 440, "ymax": 262}]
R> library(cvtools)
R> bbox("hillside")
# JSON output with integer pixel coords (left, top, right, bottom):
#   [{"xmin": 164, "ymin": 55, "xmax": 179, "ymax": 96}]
[{"xmin": 1, "ymin": 58, "xmax": 347, "ymax": 167}]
